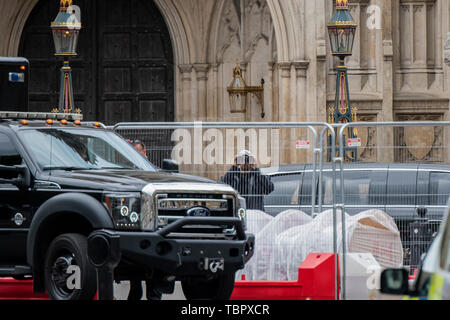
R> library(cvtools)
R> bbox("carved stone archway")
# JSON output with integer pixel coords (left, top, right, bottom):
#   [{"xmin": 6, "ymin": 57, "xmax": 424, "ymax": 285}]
[
  {"xmin": 153, "ymin": 0, "xmax": 192, "ymax": 65},
  {"xmin": 207, "ymin": 0, "xmax": 306, "ymax": 64},
  {"xmin": 3, "ymin": 0, "xmax": 38, "ymax": 56},
  {"xmin": 7, "ymin": 0, "xmax": 192, "ymax": 65}
]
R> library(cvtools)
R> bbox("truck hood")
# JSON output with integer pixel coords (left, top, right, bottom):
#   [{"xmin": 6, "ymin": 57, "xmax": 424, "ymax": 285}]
[{"xmin": 40, "ymin": 169, "xmax": 229, "ymax": 193}]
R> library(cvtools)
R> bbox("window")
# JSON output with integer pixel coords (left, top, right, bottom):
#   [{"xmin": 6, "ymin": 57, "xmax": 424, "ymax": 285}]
[
  {"xmin": 0, "ymin": 133, "xmax": 22, "ymax": 166},
  {"xmin": 343, "ymin": 171, "xmax": 371, "ymax": 205},
  {"xmin": 18, "ymin": 128, "xmax": 156, "ymax": 172},
  {"xmin": 387, "ymin": 170, "xmax": 417, "ymax": 205},
  {"xmin": 300, "ymin": 172, "xmax": 314, "ymax": 206},
  {"xmin": 321, "ymin": 171, "xmax": 342, "ymax": 205},
  {"xmin": 429, "ymin": 172, "xmax": 450, "ymax": 206},
  {"xmin": 264, "ymin": 174, "xmax": 302, "ymax": 206},
  {"xmin": 321, "ymin": 170, "xmax": 387, "ymax": 206}
]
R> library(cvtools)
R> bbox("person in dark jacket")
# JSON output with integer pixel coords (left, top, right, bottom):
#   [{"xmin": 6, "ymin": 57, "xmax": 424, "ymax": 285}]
[
  {"xmin": 221, "ymin": 150, "xmax": 274, "ymax": 212},
  {"xmin": 128, "ymin": 140, "xmax": 161, "ymax": 301}
]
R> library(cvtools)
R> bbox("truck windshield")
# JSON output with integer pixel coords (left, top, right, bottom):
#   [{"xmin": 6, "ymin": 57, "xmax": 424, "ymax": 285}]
[{"xmin": 18, "ymin": 128, "xmax": 157, "ymax": 172}]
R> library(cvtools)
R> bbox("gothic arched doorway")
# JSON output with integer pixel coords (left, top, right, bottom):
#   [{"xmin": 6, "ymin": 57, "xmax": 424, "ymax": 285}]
[{"xmin": 19, "ymin": 0, "xmax": 175, "ymax": 125}]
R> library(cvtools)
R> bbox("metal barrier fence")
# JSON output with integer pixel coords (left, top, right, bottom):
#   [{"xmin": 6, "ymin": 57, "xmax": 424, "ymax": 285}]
[
  {"xmin": 337, "ymin": 121, "xmax": 450, "ymax": 300},
  {"xmin": 113, "ymin": 122, "xmax": 341, "ymax": 299},
  {"xmin": 111, "ymin": 121, "xmax": 450, "ymax": 300}
]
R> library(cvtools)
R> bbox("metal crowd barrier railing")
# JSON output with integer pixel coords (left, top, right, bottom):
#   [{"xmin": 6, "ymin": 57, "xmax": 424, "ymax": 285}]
[
  {"xmin": 112, "ymin": 122, "xmax": 340, "ymax": 300},
  {"xmin": 110, "ymin": 121, "xmax": 450, "ymax": 300},
  {"xmin": 337, "ymin": 121, "xmax": 450, "ymax": 300}
]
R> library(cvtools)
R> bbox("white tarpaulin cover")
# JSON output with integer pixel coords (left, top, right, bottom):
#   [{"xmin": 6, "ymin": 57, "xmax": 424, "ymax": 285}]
[
  {"xmin": 236, "ymin": 209, "xmax": 312, "ymax": 281},
  {"xmin": 239, "ymin": 209, "xmax": 403, "ymax": 281}
]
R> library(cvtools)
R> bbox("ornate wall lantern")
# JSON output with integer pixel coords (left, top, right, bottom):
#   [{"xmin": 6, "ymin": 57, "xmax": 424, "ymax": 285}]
[
  {"xmin": 51, "ymin": 0, "xmax": 81, "ymax": 114},
  {"xmin": 227, "ymin": 62, "xmax": 265, "ymax": 118}
]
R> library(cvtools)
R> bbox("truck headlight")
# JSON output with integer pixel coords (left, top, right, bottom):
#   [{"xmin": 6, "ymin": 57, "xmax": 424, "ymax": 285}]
[
  {"xmin": 103, "ymin": 193, "xmax": 141, "ymax": 230},
  {"xmin": 237, "ymin": 196, "xmax": 247, "ymax": 231}
]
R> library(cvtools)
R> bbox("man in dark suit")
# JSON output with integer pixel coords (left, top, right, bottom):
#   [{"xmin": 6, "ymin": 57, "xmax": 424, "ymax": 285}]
[{"xmin": 221, "ymin": 150, "xmax": 274, "ymax": 212}]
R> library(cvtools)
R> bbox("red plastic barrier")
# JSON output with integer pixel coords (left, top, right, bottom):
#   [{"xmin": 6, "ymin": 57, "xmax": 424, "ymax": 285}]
[
  {"xmin": 409, "ymin": 269, "xmax": 418, "ymax": 281},
  {"xmin": 0, "ymin": 278, "xmax": 49, "ymax": 300},
  {"xmin": 0, "ymin": 278, "xmax": 102, "ymax": 300},
  {"xmin": 231, "ymin": 253, "xmax": 340, "ymax": 300}
]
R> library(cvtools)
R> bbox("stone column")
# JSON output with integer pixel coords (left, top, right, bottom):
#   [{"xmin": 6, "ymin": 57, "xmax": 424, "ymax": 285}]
[
  {"xmin": 267, "ymin": 62, "xmax": 275, "ymax": 121},
  {"xmin": 294, "ymin": 61, "xmax": 310, "ymax": 164},
  {"xmin": 193, "ymin": 64, "xmax": 210, "ymax": 122},
  {"xmin": 379, "ymin": 32, "xmax": 395, "ymax": 163},
  {"xmin": 444, "ymin": 32, "xmax": 450, "ymax": 162},
  {"xmin": 434, "ymin": 0, "xmax": 443, "ymax": 87},
  {"xmin": 310, "ymin": 0, "xmax": 327, "ymax": 125},
  {"xmin": 279, "ymin": 62, "xmax": 292, "ymax": 164},
  {"xmin": 269, "ymin": 62, "xmax": 279, "ymax": 122},
  {"xmin": 369, "ymin": 0, "xmax": 394, "ymax": 164},
  {"xmin": 178, "ymin": 64, "xmax": 193, "ymax": 121},
  {"xmin": 192, "ymin": 64, "xmax": 210, "ymax": 178},
  {"xmin": 210, "ymin": 63, "xmax": 222, "ymax": 179},
  {"xmin": 294, "ymin": 61, "xmax": 309, "ymax": 121},
  {"xmin": 414, "ymin": 4, "xmax": 427, "ymax": 68},
  {"xmin": 210, "ymin": 64, "xmax": 220, "ymax": 122},
  {"xmin": 368, "ymin": 0, "xmax": 378, "ymax": 92}
]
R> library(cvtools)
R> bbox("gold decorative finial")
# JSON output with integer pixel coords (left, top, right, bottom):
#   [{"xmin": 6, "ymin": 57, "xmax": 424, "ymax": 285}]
[
  {"xmin": 233, "ymin": 61, "xmax": 242, "ymax": 78},
  {"xmin": 336, "ymin": 0, "xmax": 348, "ymax": 9},
  {"xmin": 60, "ymin": 0, "xmax": 73, "ymax": 10}
]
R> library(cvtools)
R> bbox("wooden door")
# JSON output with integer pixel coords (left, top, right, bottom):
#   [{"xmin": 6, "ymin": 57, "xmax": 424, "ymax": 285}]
[{"xmin": 19, "ymin": 0, "xmax": 174, "ymax": 125}]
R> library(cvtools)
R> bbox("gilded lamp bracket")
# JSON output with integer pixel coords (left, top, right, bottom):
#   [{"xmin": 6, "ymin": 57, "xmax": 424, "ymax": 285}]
[{"xmin": 227, "ymin": 62, "xmax": 265, "ymax": 118}]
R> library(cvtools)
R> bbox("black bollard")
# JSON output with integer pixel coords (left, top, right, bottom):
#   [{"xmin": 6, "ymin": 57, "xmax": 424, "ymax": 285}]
[
  {"xmin": 87, "ymin": 230, "xmax": 121, "ymax": 300},
  {"xmin": 96, "ymin": 268, "xmax": 116, "ymax": 300}
]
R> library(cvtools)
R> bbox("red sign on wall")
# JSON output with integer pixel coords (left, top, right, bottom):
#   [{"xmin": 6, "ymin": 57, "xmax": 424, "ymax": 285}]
[
  {"xmin": 347, "ymin": 138, "xmax": 361, "ymax": 147},
  {"xmin": 296, "ymin": 140, "xmax": 311, "ymax": 149}
]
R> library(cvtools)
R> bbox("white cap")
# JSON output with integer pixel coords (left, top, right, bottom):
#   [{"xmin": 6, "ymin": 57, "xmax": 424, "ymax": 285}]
[
  {"xmin": 237, "ymin": 150, "xmax": 252, "ymax": 158},
  {"xmin": 236, "ymin": 150, "xmax": 257, "ymax": 165}
]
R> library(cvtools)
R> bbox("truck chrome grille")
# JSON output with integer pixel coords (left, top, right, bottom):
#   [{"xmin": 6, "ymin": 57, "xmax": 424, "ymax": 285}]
[
  {"xmin": 157, "ymin": 193, "xmax": 235, "ymax": 218},
  {"xmin": 158, "ymin": 199, "xmax": 228, "ymax": 211}
]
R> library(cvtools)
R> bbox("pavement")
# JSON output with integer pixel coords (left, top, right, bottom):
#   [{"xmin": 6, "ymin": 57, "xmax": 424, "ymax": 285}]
[
  {"xmin": 114, "ymin": 281, "xmax": 186, "ymax": 300},
  {"xmin": 113, "ymin": 281, "xmax": 402, "ymax": 300}
]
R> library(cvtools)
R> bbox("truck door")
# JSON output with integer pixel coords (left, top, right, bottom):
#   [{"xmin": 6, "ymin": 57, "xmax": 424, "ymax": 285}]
[{"xmin": 0, "ymin": 131, "xmax": 30, "ymax": 265}]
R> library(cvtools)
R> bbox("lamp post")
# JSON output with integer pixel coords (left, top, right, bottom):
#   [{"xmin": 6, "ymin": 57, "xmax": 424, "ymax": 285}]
[
  {"xmin": 227, "ymin": 61, "xmax": 265, "ymax": 118},
  {"xmin": 327, "ymin": 0, "xmax": 358, "ymax": 161},
  {"xmin": 51, "ymin": 0, "xmax": 81, "ymax": 114}
]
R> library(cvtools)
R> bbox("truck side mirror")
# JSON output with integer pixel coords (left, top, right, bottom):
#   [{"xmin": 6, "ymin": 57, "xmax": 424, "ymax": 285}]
[
  {"xmin": 380, "ymin": 268, "xmax": 410, "ymax": 295},
  {"xmin": 162, "ymin": 159, "xmax": 179, "ymax": 173},
  {"xmin": 0, "ymin": 165, "xmax": 31, "ymax": 189}
]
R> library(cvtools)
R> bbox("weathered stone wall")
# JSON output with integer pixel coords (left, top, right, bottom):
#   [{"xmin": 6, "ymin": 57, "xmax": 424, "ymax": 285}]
[{"xmin": 0, "ymin": 0, "xmax": 449, "ymax": 163}]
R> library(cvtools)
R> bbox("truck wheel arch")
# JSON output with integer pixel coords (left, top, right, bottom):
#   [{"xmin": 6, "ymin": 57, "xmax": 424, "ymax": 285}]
[{"xmin": 27, "ymin": 193, "xmax": 114, "ymax": 292}]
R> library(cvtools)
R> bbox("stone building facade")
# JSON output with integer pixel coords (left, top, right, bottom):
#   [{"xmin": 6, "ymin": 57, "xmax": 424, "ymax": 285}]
[{"xmin": 0, "ymin": 0, "xmax": 449, "ymax": 164}]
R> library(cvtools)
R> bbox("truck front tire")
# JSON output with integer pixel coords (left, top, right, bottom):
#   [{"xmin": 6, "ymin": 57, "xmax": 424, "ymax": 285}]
[{"xmin": 44, "ymin": 233, "xmax": 97, "ymax": 300}]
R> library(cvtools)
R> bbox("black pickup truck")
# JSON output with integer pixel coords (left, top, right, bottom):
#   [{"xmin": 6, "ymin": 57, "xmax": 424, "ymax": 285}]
[{"xmin": 0, "ymin": 112, "xmax": 254, "ymax": 300}]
